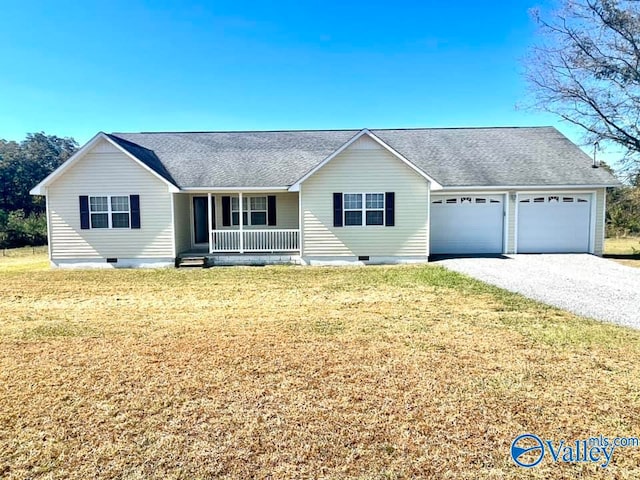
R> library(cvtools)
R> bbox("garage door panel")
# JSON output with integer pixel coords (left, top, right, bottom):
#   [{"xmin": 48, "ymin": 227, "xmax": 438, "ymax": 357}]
[
  {"xmin": 517, "ymin": 194, "xmax": 591, "ymax": 253},
  {"xmin": 430, "ymin": 196, "xmax": 504, "ymax": 254}
]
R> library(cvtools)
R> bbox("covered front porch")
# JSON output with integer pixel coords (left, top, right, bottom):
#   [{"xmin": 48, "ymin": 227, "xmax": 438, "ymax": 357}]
[{"xmin": 173, "ymin": 190, "xmax": 301, "ymax": 256}]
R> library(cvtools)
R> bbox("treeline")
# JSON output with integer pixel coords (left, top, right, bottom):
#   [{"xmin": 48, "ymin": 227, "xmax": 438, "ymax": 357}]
[
  {"xmin": 0, "ymin": 133, "xmax": 78, "ymax": 248},
  {"xmin": 607, "ymin": 178, "xmax": 640, "ymax": 237}
]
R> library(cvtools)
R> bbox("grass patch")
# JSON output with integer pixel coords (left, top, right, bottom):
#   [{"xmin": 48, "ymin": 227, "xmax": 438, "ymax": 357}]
[
  {"xmin": 23, "ymin": 321, "xmax": 99, "ymax": 339},
  {"xmin": 605, "ymin": 237, "xmax": 640, "ymax": 268},
  {"xmin": 1, "ymin": 260, "xmax": 640, "ymax": 478},
  {"xmin": 0, "ymin": 247, "xmax": 49, "ymax": 272}
]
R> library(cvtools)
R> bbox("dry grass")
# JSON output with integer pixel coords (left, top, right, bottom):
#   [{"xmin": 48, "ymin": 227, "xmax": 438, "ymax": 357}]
[
  {"xmin": 1, "ymin": 256, "xmax": 640, "ymax": 478},
  {"xmin": 605, "ymin": 237, "xmax": 640, "ymax": 268}
]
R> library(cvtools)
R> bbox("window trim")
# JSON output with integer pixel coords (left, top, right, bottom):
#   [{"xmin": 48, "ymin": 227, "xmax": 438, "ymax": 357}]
[
  {"xmin": 231, "ymin": 195, "xmax": 268, "ymax": 226},
  {"xmin": 342, "ymin": 192, "xmax": 386, "ymax": 227},
  {"xmin": 88, "ymin": 195, "xmax": 131, "ymax": 229}
]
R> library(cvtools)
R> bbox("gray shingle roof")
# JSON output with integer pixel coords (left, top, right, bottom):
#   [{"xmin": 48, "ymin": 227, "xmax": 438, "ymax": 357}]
[{"xmin": 108, "ymin": 127, "xmax": 620, "ymax": 189}]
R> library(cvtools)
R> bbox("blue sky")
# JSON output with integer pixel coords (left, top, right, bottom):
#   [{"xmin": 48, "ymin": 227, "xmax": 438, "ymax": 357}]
[{"xmin": 0, "ymin": 0, "xmax": 619, "ymax": 162}]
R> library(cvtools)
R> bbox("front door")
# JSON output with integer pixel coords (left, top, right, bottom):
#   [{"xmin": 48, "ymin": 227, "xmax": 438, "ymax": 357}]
[{"xmin": 193, "ymin": 196, "xmax": 215, "ymax": 245}]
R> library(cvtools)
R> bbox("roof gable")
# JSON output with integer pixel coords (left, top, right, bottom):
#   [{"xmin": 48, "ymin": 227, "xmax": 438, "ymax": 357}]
[
  {"xmin": 30, "ymin": 132, "xmax": 179, "ymax": 195},
  {"xmin": 289, "ymin": 129, "xmax": 443, "ymax": 191}
]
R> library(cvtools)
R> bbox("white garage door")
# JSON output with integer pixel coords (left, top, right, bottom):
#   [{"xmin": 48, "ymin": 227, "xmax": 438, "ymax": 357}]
[
  {"xmin": 430, "ymin": 195, "xmax": 504, "ymax": 254},
  {"xmin": 517, "ymin": 194, "xmax": 592, "ymax": 253}
]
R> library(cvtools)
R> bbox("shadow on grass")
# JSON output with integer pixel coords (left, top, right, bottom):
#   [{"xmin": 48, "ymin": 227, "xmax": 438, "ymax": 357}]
[{"xmin": 604, "ymin": 253, "xmax": 640, "ymax": 260}]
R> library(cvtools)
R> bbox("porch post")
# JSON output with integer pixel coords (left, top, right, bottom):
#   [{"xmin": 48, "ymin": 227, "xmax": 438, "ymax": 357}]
[
  {"xmin": 207, "ymin": 193, "xmax": 213, "ymax": 253},
  {"xmin": 239, "ymin": 192, "xmax": 244, "ymax": 253}
]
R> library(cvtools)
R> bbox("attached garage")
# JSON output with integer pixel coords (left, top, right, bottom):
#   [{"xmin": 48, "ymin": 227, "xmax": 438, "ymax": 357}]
[
  {"xmin": 517, "ymin": 193, "xmax": 592, "ymax": 253},
  {"xmin": 430, "ymin": 195, "xmax": 505, "ymax": 254}
]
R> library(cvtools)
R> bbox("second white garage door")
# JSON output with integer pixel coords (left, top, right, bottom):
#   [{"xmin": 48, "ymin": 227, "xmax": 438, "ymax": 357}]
[
  {"xmin": 430, "ymin": 195, "xmax": 504, "ymax": 254},
  {"xmin": 517, "ymin": 193, "xmax": 592, "ymax": 253}
]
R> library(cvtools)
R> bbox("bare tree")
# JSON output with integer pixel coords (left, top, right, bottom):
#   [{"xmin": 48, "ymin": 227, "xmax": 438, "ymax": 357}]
[{"xmin": 525, "ymin": 0, "xmax": 640, "ymax": 174}]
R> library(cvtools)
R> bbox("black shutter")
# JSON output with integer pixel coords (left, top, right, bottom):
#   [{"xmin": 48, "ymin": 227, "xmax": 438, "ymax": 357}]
[
  {"xmin": 222, "ymin": 196, "xmax": 231, "ymax": 226},
  {"xmin": 385, "ymin": 192, "xmax": 395, "ymax": 227},
  {"xmin": 130, "ymin": 195, "xmax": 141, "ymax": 229},
  {"xmin": 267, "ymin": 195, "xmax": 277, "ymax": 226},
  {"xmin": 333, "ymin": 193, "xmax": 343, "ymax": 227},
  {"xmin": 79, "ymin": 196, "xmax": 90, "ymax": 229}
]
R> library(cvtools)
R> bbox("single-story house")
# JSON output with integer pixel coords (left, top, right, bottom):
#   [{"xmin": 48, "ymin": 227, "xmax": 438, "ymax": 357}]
[{"xmin": 30, "ymin": 127, "xmax": 620, "ymax": 268}]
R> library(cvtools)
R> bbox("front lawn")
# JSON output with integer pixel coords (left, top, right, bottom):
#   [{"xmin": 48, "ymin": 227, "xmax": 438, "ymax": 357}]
[{"xmin": 1, "ymin": 257, "xmax": 639, "ymax": 478}]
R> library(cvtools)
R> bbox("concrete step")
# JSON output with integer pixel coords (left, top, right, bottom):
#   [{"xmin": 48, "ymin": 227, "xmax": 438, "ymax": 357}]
[{"xmin": 177, "ymin": 256, "xmax": 207, "ymax": 268}]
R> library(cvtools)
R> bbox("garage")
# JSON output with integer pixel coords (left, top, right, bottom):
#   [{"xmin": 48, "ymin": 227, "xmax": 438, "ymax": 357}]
[
  {"xmin": 430, "ymin": 195, "xmax": 504, "ymax": 254},
  {"xmin": 517, "ymin": 193, "xmax": 592, "ymax": 253}
]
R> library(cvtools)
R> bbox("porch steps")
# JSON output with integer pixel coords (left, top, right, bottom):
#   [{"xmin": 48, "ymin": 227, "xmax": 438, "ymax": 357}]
[{"xmin": 176, "ymin": 256, "xmax": 208, "ymax": 268}]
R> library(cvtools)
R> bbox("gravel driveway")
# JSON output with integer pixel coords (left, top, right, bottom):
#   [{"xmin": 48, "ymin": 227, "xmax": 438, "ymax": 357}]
[{"xmin": 433, "ymin": 254, "xmax": 640, "ymax": 328}]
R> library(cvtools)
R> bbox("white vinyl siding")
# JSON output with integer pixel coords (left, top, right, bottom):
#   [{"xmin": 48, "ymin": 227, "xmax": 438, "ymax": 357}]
[
  {"xmin": 594, "ymin": 188, "xmax": 605, "ymax": 256},
  {"xmin": 301, "ymin": 136, "xmax": 428, "ymax": 257},
  {"xmin": 507, "ymin": 193, "xmax": 516, "ymax": 254},
  {"xmin": 173, "ymin": 193, "xmax": 191, "ymax": 254},
  {"xmin": 47, "ymin": 139, "xmax": 174, "ymax": 259}
]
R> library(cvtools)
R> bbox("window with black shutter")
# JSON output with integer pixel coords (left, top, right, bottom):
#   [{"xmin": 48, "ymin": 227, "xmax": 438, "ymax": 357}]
[{"xmin": 79, "ymin": 195, "xmax": 138, "ymax": 229}]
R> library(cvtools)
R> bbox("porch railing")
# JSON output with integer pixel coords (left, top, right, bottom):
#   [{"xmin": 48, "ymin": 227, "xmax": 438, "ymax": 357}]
[{"xmin": 210, "ymin": 229, "xmax": 300, "ymax": 253}]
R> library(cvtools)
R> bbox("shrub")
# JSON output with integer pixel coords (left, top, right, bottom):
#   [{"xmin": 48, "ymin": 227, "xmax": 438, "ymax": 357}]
[{"xmin": 0, "ymin": 209, "xmax": 47, "ymax": 248}]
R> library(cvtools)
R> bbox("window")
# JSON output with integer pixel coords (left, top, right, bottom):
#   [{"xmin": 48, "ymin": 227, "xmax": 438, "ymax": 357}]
[
  {"xmin": 250, "ymin": 196, "xmax": 267, "ymax": 225},
  {"xmin": 343, "ymin": 193, "xmax": 385, "ymax": 226},
  {"xmin": 89, "ymin": 196, "xmax": 108, "ymax": 228},
  {"xmin": 111, "ymin": 196, "xmax": 130, "ymax": 228},
  {"xmin": 89, "ymin": 195, "xmax": 130, "ymax": 229},
  {"xmin": 344, "ymin": 193, "xmax": 362, "ymax": 226},
  {"xmin": 231, "ymin": 196, "xmax": 267, "ymax": 226},
  {"xmin": 365, "ymin": 193, "xmax": 384, "ymax": 225}
]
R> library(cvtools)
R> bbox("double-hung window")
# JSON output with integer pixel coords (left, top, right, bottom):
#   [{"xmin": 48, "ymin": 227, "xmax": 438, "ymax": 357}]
[
  {"xmin": 343, "ymin": 194, "xmax": 363, "ymax": 226},
  {"xmin": 365, "ymin": 193, "xmax": 384, "ymax": 225},
  {"xmin": 231, "ymin": 196, "xmax": 267, "ymax": 226},
  {"xmin": 343, "ymin": 193, "xmax": 385, "ymax": 226},
  {"xmin": 89, "ymin": 195, "xmax": 130, "ymax": 228}
]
